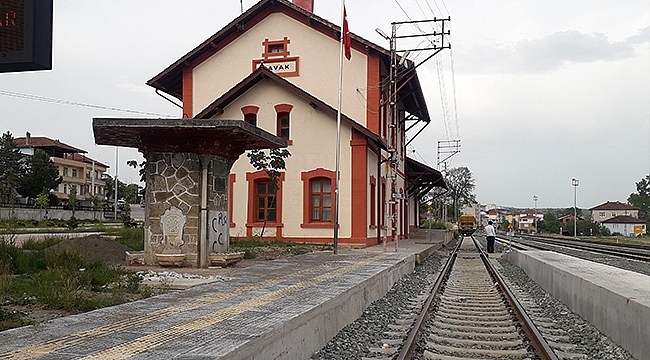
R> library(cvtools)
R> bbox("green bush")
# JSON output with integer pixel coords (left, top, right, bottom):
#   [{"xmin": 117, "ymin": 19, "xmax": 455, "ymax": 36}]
[{"xmin": 420, "ymin": 219, "xmax": 451, "ymax": 230}]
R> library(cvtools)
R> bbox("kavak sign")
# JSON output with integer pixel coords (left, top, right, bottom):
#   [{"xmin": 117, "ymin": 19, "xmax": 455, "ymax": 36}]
[{"xmin": 0, "ymin": 0, "xmax": 53, "ymax": 73}]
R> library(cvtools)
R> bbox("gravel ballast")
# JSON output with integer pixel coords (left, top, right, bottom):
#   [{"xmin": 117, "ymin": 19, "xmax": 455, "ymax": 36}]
[{"xmin": 312, "ymin": 237, "xmax": 637, "ymax": 359}]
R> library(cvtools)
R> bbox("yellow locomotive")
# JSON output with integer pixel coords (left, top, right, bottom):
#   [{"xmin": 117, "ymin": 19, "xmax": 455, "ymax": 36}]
[{"xmin": 458, "ymin": 214, "xmax": 477, "ymax": 236}]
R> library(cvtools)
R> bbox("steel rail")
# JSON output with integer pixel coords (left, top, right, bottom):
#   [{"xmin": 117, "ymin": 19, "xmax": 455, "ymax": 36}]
[
  {"xmin": 395, "ymin": 238, "xmax": 462, "ymax": 360},
  {"xmin": 513, "ymin": 235, "xmax": 650, "ymax": 262},
  {"xmin": 474, "ymin": 237, "xmax": 559, "ymax": 360}
]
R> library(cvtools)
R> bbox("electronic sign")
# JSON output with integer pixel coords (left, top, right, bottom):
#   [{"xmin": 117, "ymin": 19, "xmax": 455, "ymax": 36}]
[{"xmin": 0, "ymin": 0, "xmax": 53, "ymax": 73}]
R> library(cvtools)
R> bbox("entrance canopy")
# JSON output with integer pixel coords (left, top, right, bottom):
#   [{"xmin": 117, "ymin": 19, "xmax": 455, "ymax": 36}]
[
  {"xmin": 93, "ymin": 118, "xmax": 287, "ymax": 159},
  {"xmin": 405, "ymin": 157, "xmax": 447, "ymax": 200}
]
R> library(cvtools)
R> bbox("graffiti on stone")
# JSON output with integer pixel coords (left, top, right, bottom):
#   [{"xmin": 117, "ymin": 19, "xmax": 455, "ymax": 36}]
[{"xmin": 209, "ymin": 210, "xmax": 229, "ymax": 253}]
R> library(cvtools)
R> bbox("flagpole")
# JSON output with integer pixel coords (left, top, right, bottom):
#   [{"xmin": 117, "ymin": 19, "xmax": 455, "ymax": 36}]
[{"xmin": 334, "ymin": 0, "xmax": 345, "ymax": 255}]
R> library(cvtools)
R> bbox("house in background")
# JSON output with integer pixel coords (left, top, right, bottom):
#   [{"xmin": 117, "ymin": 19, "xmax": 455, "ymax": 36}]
[
  {"xmin": 144, "ymin": 0, "xmax": 447, "ymax": 247},
  {"xmin": 14, "ymin": 133, "xmax": 109, "ymax": 206},
  {"xmin": 601, "ymin": 215, "xmax": 646, "ymax": 236},
  {"xmin": 590, "ymin": 201, "xmax": 639, "ymax": 223},
  {"xmin": 516, "ymin": 209, "xmax": 543, "ymax": 234}
]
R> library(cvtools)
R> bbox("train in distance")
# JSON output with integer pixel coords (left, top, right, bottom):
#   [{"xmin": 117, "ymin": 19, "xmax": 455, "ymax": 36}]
[{"xmin": 458, "ymin": 214, "xmax": 477, "ymax": 236}]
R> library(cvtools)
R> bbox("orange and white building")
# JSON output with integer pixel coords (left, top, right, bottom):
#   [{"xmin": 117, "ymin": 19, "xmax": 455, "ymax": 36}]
[
  {"xmin": 146, "ymin": 0, "xmax": 446, "ymax": 247},
  {"xmin": 15, "ymin": 133, "xmax": 110, "ymax": 205}
]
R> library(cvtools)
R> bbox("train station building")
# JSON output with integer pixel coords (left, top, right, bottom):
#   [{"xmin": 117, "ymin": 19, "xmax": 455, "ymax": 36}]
[{"xmin": 97, "ymin": 0, "xmax": 447, "ymax": 260}]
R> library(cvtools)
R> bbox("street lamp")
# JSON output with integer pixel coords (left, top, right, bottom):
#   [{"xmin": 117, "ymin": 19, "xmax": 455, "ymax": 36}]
[
  {"xmin": 572, "ymin": 178, "xmax": 579, "ymax": 237},
  {"xmin": 533, "ymin": 195, "xmax": 538, "ymax": 233}
]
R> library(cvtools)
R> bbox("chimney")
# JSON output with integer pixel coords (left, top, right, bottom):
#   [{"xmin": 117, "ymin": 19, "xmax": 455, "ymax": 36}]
[
  {"xmin": 292, "ymin": 0, "xmax": 313, "ymax": 12},
  {"xmin": 26, "ymin": 131, "xmax": 31, "ymax": 145}
]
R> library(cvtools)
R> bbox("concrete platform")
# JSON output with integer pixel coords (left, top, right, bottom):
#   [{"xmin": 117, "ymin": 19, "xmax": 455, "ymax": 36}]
[
  {"xmin": 505, "ymin": 249, "xmax": 650, "ymax": 360},
  {"xmin": 0, "ymin": 238, "xmax": 443, "ymax": 360}
]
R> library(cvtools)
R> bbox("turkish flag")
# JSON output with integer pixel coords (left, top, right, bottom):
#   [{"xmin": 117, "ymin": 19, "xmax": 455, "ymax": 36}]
[{"xmin": 343, "ymin": 7, "xmax": 351, "ymax": 60}]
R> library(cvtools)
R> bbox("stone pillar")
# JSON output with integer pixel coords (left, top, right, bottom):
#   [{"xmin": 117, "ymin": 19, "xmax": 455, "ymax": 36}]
[
  {"xmin": 143, "ymin": 152, "xmax": 233, "ymax": 267},
  {"xmin": 206, "ymin": 157, "xmax": 234, "ymax": 258}
]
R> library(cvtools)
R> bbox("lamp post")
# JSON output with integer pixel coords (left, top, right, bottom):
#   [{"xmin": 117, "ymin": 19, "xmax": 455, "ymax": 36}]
[
  {"xmin": 572, "ymin": 178, "xmax": 579, "ymax": 237},
  {"xmin": 533, "ymin": 195, "xmax": 538, "ymax": 234}
]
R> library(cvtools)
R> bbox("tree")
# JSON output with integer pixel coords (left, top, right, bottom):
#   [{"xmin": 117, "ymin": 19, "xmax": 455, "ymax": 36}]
[
  {"xmin": 246, "ymin": 148, "xmax": 291, "ymax": 237},
  {"xmin": 67, "ymin": 185, "xmax": 79, "ymax": 229},
  {"xmin": 628, "ymin": 174, "xmax": 649, "ymax": 221},
  {"xmin": 126, "ymin": 159, "xmax": 146, "ymax": 183},
  {"xmin": 0, "ymin": 132, "xmax": 24, "ymax": 206},
  {"xmin": 18, "ymin": 149, "xmax": 62, "ymax": 201},
  {"xmin": 35, "ymin": 193, "xmax": 50, "ymax": 221},
  {"xmin": 443, "ymin": 167, "xmax": 477, "ymax": 222}
]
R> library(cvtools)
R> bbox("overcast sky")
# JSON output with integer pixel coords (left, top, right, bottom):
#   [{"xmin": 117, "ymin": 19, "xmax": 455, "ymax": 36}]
[{"xmin": 1, "ymin": 0, "xmax": 648, "ymax": 210}]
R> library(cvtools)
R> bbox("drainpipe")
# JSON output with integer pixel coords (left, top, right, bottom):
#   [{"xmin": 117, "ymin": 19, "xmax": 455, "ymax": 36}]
[{"xmin": 199, "ymin": 156, "xmax": 210, "ymax": 268}]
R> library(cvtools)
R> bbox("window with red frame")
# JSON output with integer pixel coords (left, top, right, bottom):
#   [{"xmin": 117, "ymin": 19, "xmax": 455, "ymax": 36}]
[
  {"xmin": 244, "ymin": 113, "xmax": 257, "ymax": 126},
  {"xmin": 370, "ymin": 180, "xmax": 376, "ymax": 226},
  {"xmin": 255, "ymin": 180, "xmax": 277, "ymax": 222},
  {"xmin": 277, "ymin": 112, "xmax": 290, "ymax": 140},
  {"xmin": 310, "ymin": 178, "xmax": 332, "ymax": 222}
]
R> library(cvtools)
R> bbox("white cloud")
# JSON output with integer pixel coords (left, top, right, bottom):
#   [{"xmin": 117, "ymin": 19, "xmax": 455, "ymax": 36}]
[{"xmin": 457, "ymin": 30, "xmax": 641, "ymax": 74}]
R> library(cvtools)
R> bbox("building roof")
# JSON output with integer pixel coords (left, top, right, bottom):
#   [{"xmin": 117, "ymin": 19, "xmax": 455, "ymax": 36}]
[
  {"xmin": 146, "ymin": 0, "xmax": 431, "ymax": 124},
  {"xmin": 589, "ymin": 201, "xmax": 639, "ymax": 211},
  {"xmin": 194, "ymin": 65, "xmax": 387, "ymax": 151},
  {"xmin": 405, "ymin": 157, "xmax": 447, "ymax": 199},
  {"xmin": 601, "ymin": 215, "xmax": 644, "ymax": 224},
  {"xmin": 93, "ymin": 118, "xmax": 288, "ymax": 159},
  {"xmin": 14, "ymin": 136, "xmax": 86, "ymax": 155},
  {"xmin": 63, "ymin": 153, "xmax": 109, "ymax": 169}
]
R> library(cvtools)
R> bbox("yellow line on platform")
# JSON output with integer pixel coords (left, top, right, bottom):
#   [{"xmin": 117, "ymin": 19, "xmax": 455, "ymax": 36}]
[
  {"xmin": 81, "ymin": 254, "xmax": 386, "ymax": 360},
  {"xmin": 0, "ymin": 257, "xmax": 369, "ymax": 360}
]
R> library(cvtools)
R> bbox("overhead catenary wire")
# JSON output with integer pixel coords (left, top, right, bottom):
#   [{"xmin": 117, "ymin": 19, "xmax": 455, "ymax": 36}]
[{"xmin": 0, "ymin": 89, "xmax": 175, "ymax": 117}]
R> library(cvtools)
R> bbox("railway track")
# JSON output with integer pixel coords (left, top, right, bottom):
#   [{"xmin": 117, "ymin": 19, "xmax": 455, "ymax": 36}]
[
  {"xmin": 382, "ymin": 236, "xmax": 556, "ymax": 360},
  {"xmin": 504, "ymin": 234, "xmax": 650, "ymax": 263},
  {"xmin": 317, "ymin": 236, "xmax": 634, "ymax": 360}
]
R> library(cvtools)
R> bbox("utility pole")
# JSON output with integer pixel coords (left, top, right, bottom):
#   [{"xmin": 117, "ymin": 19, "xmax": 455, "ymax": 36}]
[{"xmin": 382, "ymin": 17, "xmax": 450, "ymax": 251}]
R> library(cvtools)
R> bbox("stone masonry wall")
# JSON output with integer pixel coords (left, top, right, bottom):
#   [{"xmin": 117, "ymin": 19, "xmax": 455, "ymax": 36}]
[{"xmin": 144, "ymin": 153, "xmax": 201, "ymax": 265}]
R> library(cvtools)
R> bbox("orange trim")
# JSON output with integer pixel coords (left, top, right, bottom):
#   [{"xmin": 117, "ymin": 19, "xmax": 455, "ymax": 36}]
[
  {"xmin": 301, "ymin": 167, "xmax": 335, "ymax": 228},
  {"xmin": 245, "ymin": 170, "xmax": 285, "ymax": 237},
  {"xmin": 350, "ymin": 130, "xmax": 368, "ymax": 243},
  {"xmin": 275, "ymin": 104, "xmax": 294, "ymax": 144},
  {"xmin": 182, "ymin": 67, "xmax": 193, "ymax": 117},
  {"xmin": 369, "ymin": 175, "xmax": 376, "ymax": 227},
  {"xmin": 262, "ymin": 37, "xmax": 291, "ymax": 60},
  {"xmin": 366, "ymin": 54, "xmax": 380, "ymax": 134},
  {"xmin": 274, "ymin": 103, "xmax": 293, "ymax": 113},
  {"xmin": 229, "ymin": 173, "xmax": 236, "ymax": 227},
  {"xmin": 241, "ymin": 105, "xmax": 259, "ymax": 115}
]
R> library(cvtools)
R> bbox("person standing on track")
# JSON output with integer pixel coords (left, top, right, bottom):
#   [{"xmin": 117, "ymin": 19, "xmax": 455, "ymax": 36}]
[{"xmin": 484, "ymin": 220, "xmax": 496, "ymax": 253}]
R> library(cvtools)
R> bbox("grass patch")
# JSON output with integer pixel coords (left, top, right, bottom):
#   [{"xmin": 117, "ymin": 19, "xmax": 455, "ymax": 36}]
[
  {"xmin": 0, "ymin": 234, "xmax": 145, "ymax": 331},
  {"xmin": 103, "ymin": 227, "xmax": 144, "ymax": 251},
  {"xmin": 230, "ymin": 238, "xmax": 332, "ymax": 259}
]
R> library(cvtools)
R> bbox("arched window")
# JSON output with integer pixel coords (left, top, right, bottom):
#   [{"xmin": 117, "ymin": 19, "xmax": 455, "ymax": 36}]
[
  {"xmin": 301, "ymin": 168, "xmax": 335, "ymax": 228},
  {"xmin": 277, "ymin": 112, "xmax": 290, "ymax": 140},
  {"xmin": 255, "ymin": 179, "xmax": 277, "ymax": 222},
  {"xmin": 310, "ymin": 178, "xmax": 332, "ymax": 222},
  {"xmin": 274, "ymin": 104, "xmax": 293, "ymax": 143},
  {"xmin": 241, "ymin": 105, "xmax": 259, "ymax": 126},
  {"xmin": 244, "ymin": 113, "xmax": 257, "ymax": 126},
  {"xmin": 370, "ymin": 176, "xmax": 376, "ymax": 227},
  {"xmin": 246, "ymin": 170, "xmax": 285, "ymax": 235}
]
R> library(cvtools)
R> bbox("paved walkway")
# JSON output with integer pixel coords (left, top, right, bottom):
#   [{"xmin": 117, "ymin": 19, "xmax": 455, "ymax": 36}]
[{"xmin": 0, "ymin": 235, "xmax": 448, "ymax": 360}]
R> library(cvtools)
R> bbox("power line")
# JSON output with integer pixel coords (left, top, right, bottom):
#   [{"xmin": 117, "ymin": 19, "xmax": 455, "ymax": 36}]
[{"xmin": 0, "ymin": 89, "xmax": 175, "ymax": 117}]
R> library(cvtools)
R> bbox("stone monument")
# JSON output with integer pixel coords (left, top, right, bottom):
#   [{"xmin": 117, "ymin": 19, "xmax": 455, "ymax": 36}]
[{"xmin": 93, "ymin": 118, "xmax": 287, "ymax": 268}]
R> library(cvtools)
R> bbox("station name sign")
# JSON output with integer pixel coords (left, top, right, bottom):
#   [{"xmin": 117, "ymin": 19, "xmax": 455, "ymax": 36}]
[{"xmin": 0, "ymin": 0, "xmax": 53, "ymax": 73}]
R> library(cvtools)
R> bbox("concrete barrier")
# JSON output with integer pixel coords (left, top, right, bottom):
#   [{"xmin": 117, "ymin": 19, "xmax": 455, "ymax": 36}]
[{"xmin": 505, "ymin": 250, "xmax": 650, "ymax": 360}]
